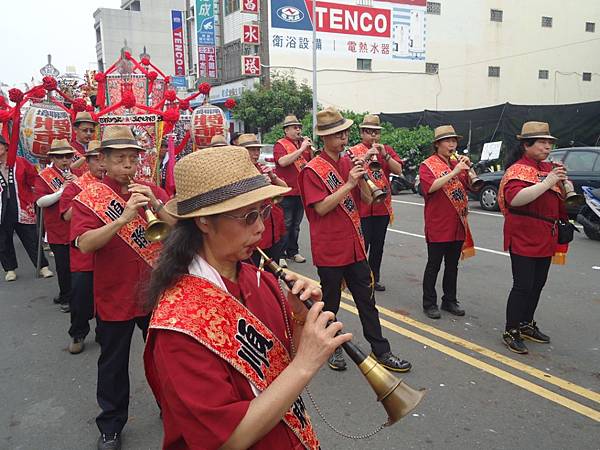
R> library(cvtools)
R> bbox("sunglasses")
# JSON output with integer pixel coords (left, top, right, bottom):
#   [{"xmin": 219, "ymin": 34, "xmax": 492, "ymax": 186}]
[
  {"xmin": 52, "ymin": 154, "xmax": 73, "ymax": 160},
  {"xmin": 362, "ymin": 129, "xmax": 381, "ymax": 136},
  {"xmin": 221, "ymin": 203, "xmax": 272, "ymax": 225}
]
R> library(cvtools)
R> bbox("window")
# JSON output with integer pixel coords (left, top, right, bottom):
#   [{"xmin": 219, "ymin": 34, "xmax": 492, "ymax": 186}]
[
  {"xmin": 426, "ymin": 2, "xmax": 441, "ymax": 15},
  {"xmin": 583, "ymin": 72, "xmax": 592, "ymax": 81},
  {"xmin": 538, "ymin": 69, "xmax": 549, "ymax": 80},
  {"xmin": 225, "ymin": 0, "xmax": 240, "ymax": 15},
  {"xmin": 95, "ymin": 26, "xmax": 102, "ymax": 44},
  {"xmin": 488, "ymin": 66, "xmax": 500, "ymax": 77},
  {"xmin": 357, "ymin": 58, "xmax": 372, "ymax": 71},
  {"xmin": 542, "ymin": 16, "xmax": 553, "ymax": 28},
  {"xmin": 564, "ymin": 151, "xmax": 598, "ymax": 172},
  {"xmin": 426, "ymin": 63, "xmax": 439, "ymax": 74},
  {"xmin": 586, "ymin": 22, "xmax": 595, "ymax": 32},
  {"xmin": 490, "ymin": 9, "xmax": 503, "ymax": 22}
]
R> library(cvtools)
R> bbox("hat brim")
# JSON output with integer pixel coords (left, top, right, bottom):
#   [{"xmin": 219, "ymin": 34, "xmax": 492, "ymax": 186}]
[
  {"xmin": 434, "ymin": 133, "xmax": 463, "ymax": 142},
  {"xmin": 517, "ymin": 134, "xmax": 557, "ymax": 141},
  {"xmin": 100, "ymin": 144, "xmax": 146, "ymax": 152},
  {"xmin": 74, "ymin": 119, "xmax": 99, "ymax": 126},
  {"xmin": 47, "ymin": 150, "xmax": 76, "ymax": 155},
  {"xmin": 242, "ymin": 143, "xmax": 265, "ymax": 148},
  {"xmin": 165, "ymin": 184, "xmax": 291, "ymax": 219},
  {"xmin": 85, "ymin": 151, "xmax": 101, "ymax": 157},
  {"xmin": 315, "ymin": 118, "xmax": 354, "ymax": 136},
  {"xmin": 210, "ymin": 143, "xmax": 228, "ymax": 147},
  {"xmin": 283, "ymin": 122, "xmax": 302, "ymax": 128},
  {"xmin": 359, "ymin": 124, "xmax": 383, "ymax": 130}
]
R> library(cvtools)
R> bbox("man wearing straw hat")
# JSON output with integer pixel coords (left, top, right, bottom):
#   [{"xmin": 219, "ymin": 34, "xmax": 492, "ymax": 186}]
[
  {"xmin": 59, "ymin": 140, "xmax": 104, "ymax": 354},
  {"xmin": 70, "ymin": 125, "xmax": 173, "ymax": 450},
  {"xmin": 299, "ymin": 107, "xmax": 412, "ymax": 373},
  {"xmin": 273, "ymin": 114, "xmax": 313, "ymax": 267},
  {"xmin": 351, "ymin": 114, "xmax": 404, "ymax": 292},
  {"xmin": 35, "ymin": 139, "xmax": 77, "ymax": 311},
  {"xmin": 70, "ymin": 111, "xmax": 98, "ymax": 177},
  {"xmin": 0, "ymin": 135, "xmax": 52, "ymax": 282},
  {"xmin": 238, "ymin": 133, "xmax": 288, "ymax": 266}
]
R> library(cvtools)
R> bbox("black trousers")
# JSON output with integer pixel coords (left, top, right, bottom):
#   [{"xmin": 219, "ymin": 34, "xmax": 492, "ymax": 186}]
[
  {"xmin": 96, "ymin": 314, "xmax": 151, "ymax": 434},
  {"xmin": 280, "ymin": 196, "xmax": 304, "ymax": 257},
  {"xmin": 49, "ymin": 243, "xmax": 71, "ymax": 304},
  {"xmin": 422, "ymin": 241, "xmax": 463, "ymax": 309},
  {"xmin": 317, "ymin": 260, "xmax": 390, "ymax": 356},
  {"xmin": 250, "ymin": 239, "xmax": 284, "ymax": 267},
  {"xmin": 505, "ymin": 252, "xmax": 552, "ymax": 331},
  {"xmin": 69, "ymin": 271, "xmax": 95, "ymax": 339},
  {"xmin": 0, "ymin": 221, "xmax": 48, "ymax": 271},
  {"xmin": 360, "ymin": 215, "xmax": 390, "ymax": 283}
]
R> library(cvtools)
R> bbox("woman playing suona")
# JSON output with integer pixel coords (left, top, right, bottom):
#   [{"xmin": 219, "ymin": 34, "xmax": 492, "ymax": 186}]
[
  {"xmin": 144, "ymin": 145, "xmax": 351, "ymax": 449},
  {"xmin": 498, "ymin": 122, "xmax": 570, "ymax": 355}
]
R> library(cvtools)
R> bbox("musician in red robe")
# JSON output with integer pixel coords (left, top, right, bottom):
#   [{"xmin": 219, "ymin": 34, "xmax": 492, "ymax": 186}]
[
  {"xmin": 70, "ymin": 125, "xmax": 173, "ymax": 450},
  {"xmin": 238, "ymin": 133, "xmax": 288, "ymax": 267},
  {"xmin": 70, "ymin": 111, "xmax": 98, "ymax": 177},
  {"xmin": 144, "ymin": 145, "xmax": 350, "ymax": 449}
]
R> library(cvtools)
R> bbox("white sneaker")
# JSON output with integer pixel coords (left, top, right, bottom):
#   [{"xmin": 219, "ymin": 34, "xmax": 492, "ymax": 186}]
[
  {"xmin": 279, "ymin": 258, "xmax": 288, "ymax": 268},
  {"xmin": 292, "ymin": 254, "xmax": 306, "ymax": 263},
  {"xmin": 5, "ymin": 271, "xmax": 16, "ymax": 282},
  {"xmin": 40, "ymin": 266, "xmax": 54, "ymax": 278}
]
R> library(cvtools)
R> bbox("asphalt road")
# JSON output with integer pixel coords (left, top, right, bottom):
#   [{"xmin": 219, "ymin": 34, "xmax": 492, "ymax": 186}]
[{"xmin": 1, "ymin": 193, "xmax": 599, "ymax": 450}]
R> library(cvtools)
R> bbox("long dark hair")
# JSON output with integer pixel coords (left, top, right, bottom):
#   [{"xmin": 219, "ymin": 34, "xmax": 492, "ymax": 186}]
[
  {"xmin": 144, "ymin": 219, "xmax": 204, "ymax": 312},
  {"xmin": 504, "ymin": 138, "xmax": 536, "ymax": 169}
]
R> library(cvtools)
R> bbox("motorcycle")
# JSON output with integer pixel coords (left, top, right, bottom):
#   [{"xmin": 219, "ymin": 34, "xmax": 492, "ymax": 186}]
[
  {"xmin": 576, "ymin": 186, "xmax": 600, "ymax": 241},
  {"xmin": 390, "ymin": 148, "xmax": 419, "ymax": 195}
]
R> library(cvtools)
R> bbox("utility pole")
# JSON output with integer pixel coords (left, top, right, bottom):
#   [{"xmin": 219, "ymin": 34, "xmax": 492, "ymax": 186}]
[{"xmin": 311, "ymin": 0, "xmax": 317, "ymax": 141}]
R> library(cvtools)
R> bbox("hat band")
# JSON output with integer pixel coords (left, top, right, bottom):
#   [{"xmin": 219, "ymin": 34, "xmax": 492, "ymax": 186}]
[
  {"xmin": 241, "ymin": 140, "xmax": 261, "ymax": 146},
  {"xmin": 316, "ymin": 117, "xmax": 346, "ymax": 131},
  {"xmin": 434, "ymin": 132, "xmax": 459, "ymax": 141},
  {"xmin": 49, "ymin": 146, "xmax": 75, "ymax": 152},
  {"xmin": 519, "ymin": 132, "xmax": 555, "ymax": 139},
  {"xmin": 283, "ymin": 122, "xmax": 301, "ymax": 127},
  {"xmin": 101, "ymin": 138, "xmax": 139, "ymax": 147},
  {"xmin": 360, "ymin": 122, "xmax": 381, "ymax": 128},
  {"xmin": 177, "ymin": 175, "xmax": 269, "ymax": 215}
]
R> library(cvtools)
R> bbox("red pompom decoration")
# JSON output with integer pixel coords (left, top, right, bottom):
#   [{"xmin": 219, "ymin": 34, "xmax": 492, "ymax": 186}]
[
  {"xmin": 72, "ymin": 98, "xmax": 87, "ymax": 112},
  {"xmin": 164, "ymin": 76, "xmax": 171, "ymax": 84},
  {"xmin": 198, "ymin": 82, "xmax": 211, "ymax": 95},
  {"xmin": 121, "ymin": 92, "xmax": 137, "ymax": 109},
  {"xmin": 141, "ymin": 56, "xmax": 151, "ymax": 66},
  {"xmin": 224, "ymin": 98, "xmax": 237, "ymax": 110},
  {"xmin": 163, "ymin": 107, "xmax": 180, "ymax": 123},
  {"xmin": 42, "ymin": 76, "xmax": 58, "ymax": 91},
  {"xmin": 147, "ymin": 71, "xmax": 158, "ymax": 81},
  {"xmin": 94, "ymin": 72, "xmax": 106, "ymax": 82},
  {"xmin": 30, "ymin": 86, "xmax": 47, "ymax": 99},
  {"xmin": 164, "ymin": 90, "xmax": 177, "ymax": 102},
  {"xmin": 178, "ymin": 99, "xmax": 190, "ymax": 111},
  {"xmin": 8, "ymin": 88, "xmax": 24, "ymax": 104}
]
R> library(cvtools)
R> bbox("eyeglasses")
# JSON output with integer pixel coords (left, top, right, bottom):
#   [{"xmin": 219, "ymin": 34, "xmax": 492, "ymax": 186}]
[
  {"xmin": 221, "ymin": 203, "xmax": 272, "ymax": 225},
  {"xmin": 52, "ymin": 154, "xmax": 73, "ymax": 160},
  {"xmin": 79, "ymin": 128, "xmax": 95, "ymax": 134},
  {"xmin": 362, "ymin": 129, "xmax": 381, "ymax": 136},
  {"xmin": 333, "ymin": 130, "xmax": 349, "ymax": 139}
]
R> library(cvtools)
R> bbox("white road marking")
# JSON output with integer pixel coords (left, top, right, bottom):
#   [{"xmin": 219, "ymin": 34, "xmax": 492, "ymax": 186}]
[
  {"xmin": 391, "ymin": 199, "xmax": 503, "ymax": 218},
  {"xmin": 387, "ymin": 228, "xmax": 510, "ymax": 257}
]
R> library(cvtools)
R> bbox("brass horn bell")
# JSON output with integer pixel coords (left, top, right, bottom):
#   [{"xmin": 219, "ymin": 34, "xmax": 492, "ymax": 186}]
[{"xmin": 143, "ymin": 207, "xmax": 171, "ymax": 242}]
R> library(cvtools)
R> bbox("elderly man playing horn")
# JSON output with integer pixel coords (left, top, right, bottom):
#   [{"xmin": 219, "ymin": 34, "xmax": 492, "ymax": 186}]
[{"xmin": 70, "ymin": 125, "xmax": 173, "ymax": 450}]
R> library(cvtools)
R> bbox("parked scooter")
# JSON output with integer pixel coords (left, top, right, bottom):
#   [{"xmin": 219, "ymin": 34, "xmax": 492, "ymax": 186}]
[
  {"xmin": 390, "ymin": 148, "xmax": 419, "ymax": 194},
  {"xmin": 576, "ymin": 186, "xmax": 600, "ymax": 241}
]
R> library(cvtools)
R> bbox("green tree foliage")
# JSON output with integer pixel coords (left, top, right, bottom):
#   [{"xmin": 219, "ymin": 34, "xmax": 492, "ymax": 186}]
[{"xmin": 233, "ymin": 73, "xmax": 313, "ymax": 132}]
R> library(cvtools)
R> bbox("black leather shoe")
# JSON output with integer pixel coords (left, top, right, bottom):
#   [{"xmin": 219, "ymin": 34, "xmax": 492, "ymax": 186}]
[
  {"xmin": 52, "ymin": 296, "xmax": 61, "ymax": 304},
  {"xmin": 97, "ymin": 433, "xmax": 121, "ymax": 450},
  {"xmin": 519, "ymin": 321, "xmax": 550, "ymax": 343},
  {"xmin": 441, "ymin": 301, "xmax": 465, "ymax": 316},
  {"xmin": 59, "ymin": 303, "xmax": 70, "ymax": 313},
  {"xmin": 374, "ymin": 282, "xmax": 386, "ymax": 292},
  {"xmin": 328, "ymin": 347, "xmax": 347, "ymax": 371},
  {"xmin": 374, "ymin": 352, "xmax": 412, "ymax": 372},
  {"xmin": 423, "ymin": 306, "xmax": 441, "ymax": 319},
  {"xmin": 502, "ymin": 329, "xmax": 528, "ymax": 354}
]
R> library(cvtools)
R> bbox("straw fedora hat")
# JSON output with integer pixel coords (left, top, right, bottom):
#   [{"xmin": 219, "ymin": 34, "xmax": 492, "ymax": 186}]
[
  {"xmin": 209, "ymin": 134, "xmax": 228, "ymax": 147},
  {"xmin": 517, "ymin": 121, "xmax": 557, "ymax": 140},
  {"xmin": 99, "ymin": 125, "xmax": 145, "ymax": 151},
  {"xmin": 165, "ymin": 146, "xmax": 290, "ymax": 219},
  {"xmin": 85, "ymin": 140, "xmax": 101, "ymax": 156},
  {"xmin": 73, "ymin": 111, "xmax": 98, "ymax": 126},
  {"xmin": 359, "ymin": 114, "xmax": 383, "ymax": 130},
  {"xmin": 433, "ymin": 125, "xmax": 462, "ymax": 142},
  {"xmin": 282, "ymin": 115, "xmax": 302, "ymax": 128},
  {"xmin": 315, "ymin": 107, "xmax": 354, "ymax": 136},
  {"xmin": 238, "ymin": 133, "xmax": 264, "ymax": 148},
  {"xmin": 47, "ymin": 139, "xmax": 75, "ymax": 156}
]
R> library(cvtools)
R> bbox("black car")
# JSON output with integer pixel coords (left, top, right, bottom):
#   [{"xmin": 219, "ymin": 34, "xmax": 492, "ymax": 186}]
[{"xmin": 476, "ymin": 147, "xmax": 600, "ymax": 217}]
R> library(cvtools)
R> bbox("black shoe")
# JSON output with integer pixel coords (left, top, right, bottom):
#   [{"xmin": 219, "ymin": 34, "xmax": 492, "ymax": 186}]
[
  {"xmin": 52, "ymin": 296, "xmax": 61, "ymax": 304},
  {"xmin": 328, "ymin": 347, "xmax": 347, "ymax": 371},
  {"xmin": 97, "ymin": 433, "xmax": 121, "ymax": 450},
  {"xmin": 519, "ymin": 321, "xmax": 550, "ymax": 343},
  {"xmin": 423, "ymin": 305, "xmax": 441, "ymax": 319},
  {"xmin": 441, "ymin": 301, "xmax": 465, "ymax": 316},
  {"xmin": 374, "ymin": 282, "xmax": 386, "ymax": 292},
  {"xmin": 374, "ymin": 352, "xmax": 412, "ymax": 373},
  {"xmin": 59, "ymin": 303, "xmax": 70, "ymax": 313},
  {"xmin": 502, "ymin": 329, "xmax": 528, "ymax": 354}
]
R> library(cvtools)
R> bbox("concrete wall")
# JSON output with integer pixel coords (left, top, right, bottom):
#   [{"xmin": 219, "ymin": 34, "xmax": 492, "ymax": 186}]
[{"xmin": 268, "ymin": 0, "xmax": 600, "ymax": 113}]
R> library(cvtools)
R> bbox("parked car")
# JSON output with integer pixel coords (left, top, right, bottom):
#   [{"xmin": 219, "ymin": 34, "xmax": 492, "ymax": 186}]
[
  {"xmin": 476, "ymin": 147, "xmax": 600, "ymax": 217},
  {"xmin": 259, "ymin": 144, "xmax": 276, "ymax": 169}
]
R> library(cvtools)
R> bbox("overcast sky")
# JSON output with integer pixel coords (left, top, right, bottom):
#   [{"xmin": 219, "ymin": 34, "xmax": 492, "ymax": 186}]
[{"xmin": 0, "ymin": 0, "xmax": 121, "ymax": 88}]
